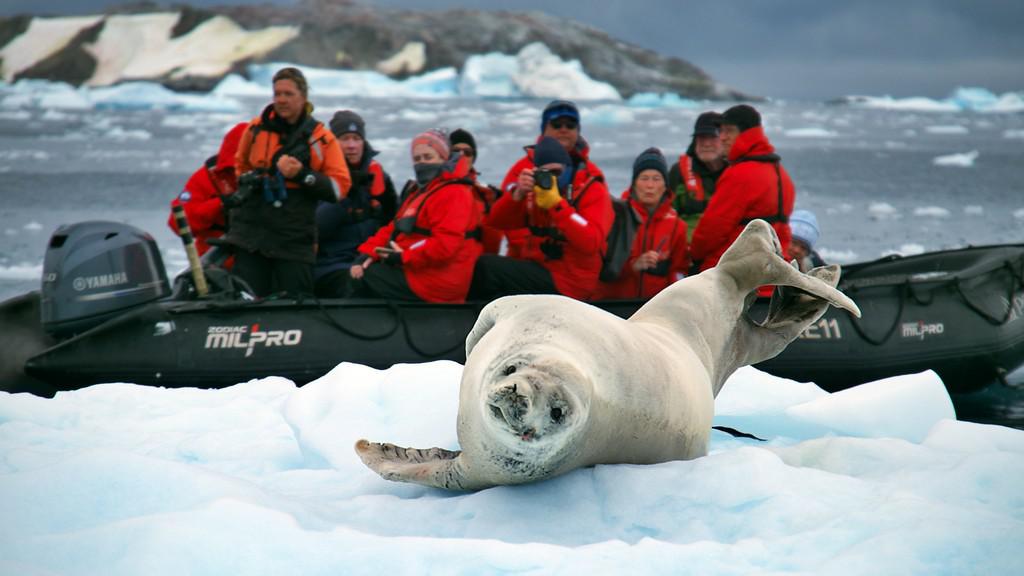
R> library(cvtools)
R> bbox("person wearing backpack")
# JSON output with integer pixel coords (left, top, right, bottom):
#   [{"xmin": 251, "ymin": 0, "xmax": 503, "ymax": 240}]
[
  {"xmin": 596, "ymin": 148, "xmax": 690, "ymax": 300},
  {"xmin": 469, "ymin": 135, "xmax": 613, "ymax": 301}
]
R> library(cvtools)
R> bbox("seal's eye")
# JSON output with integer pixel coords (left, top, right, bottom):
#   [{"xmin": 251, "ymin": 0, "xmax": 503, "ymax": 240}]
[
  {"xmin": 550, "ymin": 407, "xmax": 564, "ymax": 423},
  {"xmin": 503, "ymin": 365, "xmax": 516, "ymax": 376}
]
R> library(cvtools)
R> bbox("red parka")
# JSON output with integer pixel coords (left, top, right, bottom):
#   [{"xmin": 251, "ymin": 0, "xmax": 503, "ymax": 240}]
[
  {"xmin": 690, "ymin": 126, "xmax": 795, "ymax": 271},
  {"xmin": 358, "ymin": 156, "xmax": 483, "ymax": 303},
  {"xmin": 167, "ymin": 123, "xmax": 247, "ymax": 256},
  {"xmin": 597, "ymin": 189, "xmax": 690, "ymax": 300},
  {"xmin": 490, "ymin": 140, "xmax": 613, "ymax": 301}
]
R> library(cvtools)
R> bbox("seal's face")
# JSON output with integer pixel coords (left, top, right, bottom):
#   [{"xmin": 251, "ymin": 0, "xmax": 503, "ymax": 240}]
[{"xmin": 476, "ymin": 353, "xmax": 590, "ymax": 480}]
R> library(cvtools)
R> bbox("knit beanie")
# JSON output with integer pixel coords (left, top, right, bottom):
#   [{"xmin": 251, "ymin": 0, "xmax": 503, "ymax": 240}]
[
  {"xmin": 720, "ymin": 104, "xmax": 761, "ymax": 133},
  {"xmin": 789, "ymin": 209, "xmax": 820, "ymax": 248},
  {"xmin": 329, "ymin": 110, "xmax": 365, "ymax": 139},
  {"xmin": 632, "ymin": 147, "xmax": 669, "ymax": 183},
  {"xmin": 533, "ymin": 136, "xmax": 572, "ymax": 168},
  {"xmin": 540, "ymin": 99, "xmax": 581, "ymax": 133},
  {"xmin": 411, "ymin": 128, "xmax": 450, "ymax": 160},
  {"xmin": 272, "ymin": 67, "xmax": 309, "ymax": 99},
  {"xmin": 449, "ymin": 128, "xmax": 477, "ymax": 158}
]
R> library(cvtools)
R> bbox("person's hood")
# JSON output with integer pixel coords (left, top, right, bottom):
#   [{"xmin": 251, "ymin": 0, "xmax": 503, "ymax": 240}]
[
  {"xmin": 727, "ymin": 125, "xmax": 777, "ymax": 162},
  {"xmin": 214, "ymin": 123, "xmax": 248, "ymax": 171}
]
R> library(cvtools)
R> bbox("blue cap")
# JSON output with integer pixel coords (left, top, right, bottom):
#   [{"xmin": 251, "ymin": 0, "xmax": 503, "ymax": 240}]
[{"xmin": 541, "ymin": 100, "xmax": 580, "ymax": 133}]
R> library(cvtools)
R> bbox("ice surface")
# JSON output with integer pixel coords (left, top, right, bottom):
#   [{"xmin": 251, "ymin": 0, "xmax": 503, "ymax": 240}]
[
  {"xmin": 932, "ymin": 150, "xmax": 978, "ymax": 167},
  {"xmin": 1, "ymin": 362, "xmax": 1021, "ymax": 575}
]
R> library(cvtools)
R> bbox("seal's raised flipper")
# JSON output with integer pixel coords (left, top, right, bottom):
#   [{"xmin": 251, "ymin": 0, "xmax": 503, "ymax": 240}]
[{"xmin": 355, "ymin": 439, "xmax": 473, "ymax": 491}]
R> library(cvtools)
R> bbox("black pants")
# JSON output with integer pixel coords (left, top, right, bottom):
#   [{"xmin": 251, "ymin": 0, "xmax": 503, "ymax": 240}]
[
  {"xmin": 348, "ymin": 262, "xmax": 421, "ymax": 301},
  {"xmin": 314, "ymin": 268, "xmax": 352, "ymax": 298},
  {"xmin": 468, "ymin": 255, "xmax": 558, "ymax": 301},
  {"xmin": 233, "ymin": 250, "xmax": 313, "ymax": 297}
]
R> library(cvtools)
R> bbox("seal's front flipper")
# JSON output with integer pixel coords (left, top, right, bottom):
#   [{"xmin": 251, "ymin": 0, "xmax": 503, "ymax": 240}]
[{"xmin": 355, "ymin": 439, "xmax": 472, "ymax": 491}]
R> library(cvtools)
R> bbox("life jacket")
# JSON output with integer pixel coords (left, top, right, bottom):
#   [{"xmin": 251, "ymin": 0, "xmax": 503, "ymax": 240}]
[
  {"xmin": 736, "ymin": 154, "xmax": 789, "ymax": 225},
  {"xmin": 392, "ymin": 157, "xmax": 483, "ymax": 242},
  {"xmin": 677, "ymin": 154, "xmax": 706, "ymax": 210}
]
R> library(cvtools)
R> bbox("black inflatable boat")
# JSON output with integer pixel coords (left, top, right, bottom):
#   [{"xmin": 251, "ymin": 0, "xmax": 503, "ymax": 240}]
[{"xmin": 2, "ymin": 221, "xmax": 1022, "ymax": 396}]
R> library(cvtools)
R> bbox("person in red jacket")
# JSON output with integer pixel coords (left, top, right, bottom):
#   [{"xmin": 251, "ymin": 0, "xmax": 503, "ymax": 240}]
[
  {"xmin": 166, "ymin": 122, "xmax": 248, "ymax": 261},
  {"xmin": 497, "ymin": 100, "xmax": 602, "ymax": 260},
  {"xmin": 348, "ymin": 129, "xmax": 483, "ymax": 303},
  {"xmin": 597, "ymin": 148, "xmax": 690, "ymax": 300},
  {"xmin": 449, "ymin": 128, "xmax": 503, "ymax": 254},
  {"xmin": 690, "ymin": 104, "xmax": 795, "ymax": 272},
  {"xmin": 471, "ymin": 134, "xmax": 613, "ymax": 301}
]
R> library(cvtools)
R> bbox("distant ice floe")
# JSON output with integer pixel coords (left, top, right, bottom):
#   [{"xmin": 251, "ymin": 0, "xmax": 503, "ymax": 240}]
[
  {"xmin": 963, "ymin": 205, "xmax": 984, "ymax": 215},
  {"xmin": 1015, "ymin": 209, "xmax": 1024, "ymax": 220},
  {"xmin": 817, "ymin": 247, "xmax": 858, "ymax": 263},
  {"xmin": 23, "ymin": 222, "xmax": 43, "ymax": 231},
  {"xmin": 868, "ymin": 202, "xmax": 900, "ymax": 219},
  {"xmin": 913, "ymin": 206, "xmax": 951, "ymax": 218},
  {"xmin": 0, "ymin": 79, "xmax": 240, "ymax": 113},
  {"xmin": 784, "ymin": 127, "xmax": 839, "ymax": 138},
  {"xmin": 882, "ymin": 244, "xmax": 926, "ymax": 257},
  {"xmin": 924, "ymin": 125, "xmax": 969, "ymax": 135},
  {"xmin": 840, "ymin": 87, "xmax": 1024, "ymax": 113},
  {"xmin": 1004, "ymin": 129, "xmax": 1024, "ymax": 140},
  {"xmin": 932, "ymin": 150, "xmax": 978, "ymax": 167}
]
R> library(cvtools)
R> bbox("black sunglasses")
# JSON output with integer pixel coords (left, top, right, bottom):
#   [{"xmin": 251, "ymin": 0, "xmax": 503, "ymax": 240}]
[{"xmin": 548, "ymin": 119, "xmax": 578, "ymax": 130}]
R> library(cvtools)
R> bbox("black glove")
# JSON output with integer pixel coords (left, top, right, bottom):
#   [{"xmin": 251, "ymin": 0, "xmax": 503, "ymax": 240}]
[
  {"xmin": 384, "ymin": 251, "xmax": 403, "ymax": 267},
  {"xmin": 220, "ymin": 191, "xmax": 247, "ymax": 209}
]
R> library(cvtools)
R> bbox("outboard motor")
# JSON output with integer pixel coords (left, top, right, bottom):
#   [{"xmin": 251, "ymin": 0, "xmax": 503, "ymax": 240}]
[{"xmin": 41, "ymin": 221, "xmax": 170, "ymax": 337}]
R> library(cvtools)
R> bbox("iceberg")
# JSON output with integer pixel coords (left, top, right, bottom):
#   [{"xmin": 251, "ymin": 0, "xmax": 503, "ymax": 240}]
[
  {"xmin": 512, "ymin": 43, "xmax": 620, "ymax": 101},
  {"xmin": 841, "ymin": 87, "xmax": 1024, "ymax": 113},
  {"xmin": 626, "ymin": 92, "xmax": 699, "ymax": 108}
]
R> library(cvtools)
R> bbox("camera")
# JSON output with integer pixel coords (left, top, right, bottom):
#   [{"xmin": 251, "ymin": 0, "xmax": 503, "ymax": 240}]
[{"xmin": 534, "ymin": 168, "xmax": 555, "ymax": 190}]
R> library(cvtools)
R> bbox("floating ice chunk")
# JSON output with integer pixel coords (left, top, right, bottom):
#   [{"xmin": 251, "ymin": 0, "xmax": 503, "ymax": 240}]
[
  {"xmin": 868, "ymin": 202, "xmax": 899, "ymax": 219},
  {"xmin": 882, "ymin": 243, "xmax": 926, "ymax": 257},
  {"xmin": 0, "ymin": 262, "xmax": 42, "ymax": 279},
  {"xmin": 210, "ymin": 74, "xmax": 266, "ymax": 97},
  {"xmin": 817, "ymin": 247, "xmax": 858, "ymax": 263},
  {"xmin": 90, "ymin": 81, "xmax": 240, "ymax": 112},
  {"xmin": 23, "ymin": 222, "xmax": 43, "ymax": 231},
  {"xmin": 784, "ymin": 127, "xmax": 839, "ymax": 138},
  {"xmin": 1015, "ymin": 209, "xmax": 1024, "ymax": 220},
  {"xmin": 105, "ymin": 127, "xmax": 152, "ymax": 141},
  {"xmin": 240, "ymin": 62, "xmax": 458, "ymax": 98},
  {"xmin": 932, "ymin": 150, "xmax": 978, "ymax": 167},
  {"xmin": 925, "ymin": 125, "xmax": 969, "ymax": 135},
  {"xmin": 913, "ymin": 206, "xmax": 950, "ymax": 218},
  {"xmin": 854, "ymin": 95, "xmax": 961, "ymax": 113},
  {"xmin": 1003, "ymin": 129, "xmax": 1024, "ymax": 140},
  {"xmin": 626, "ymin": 92, "xmax": 698, "ymax": 108},
  {"xmin": 963, "ymin": 205, "xmax": 984, "ymax": 215},
  {"xmin": 0, "ymin": 110, "xmax": 31, "ymax": 120}
]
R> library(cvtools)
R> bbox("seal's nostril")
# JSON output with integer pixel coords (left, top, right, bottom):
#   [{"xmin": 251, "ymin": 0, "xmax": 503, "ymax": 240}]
[{"xmin": 503, "ymin": 365, "xmax": 516, "ymax": 376}]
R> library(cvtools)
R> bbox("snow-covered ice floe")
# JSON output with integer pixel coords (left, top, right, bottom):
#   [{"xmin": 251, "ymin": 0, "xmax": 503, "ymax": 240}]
[{"xmin": 1, "ymin": 362, "xmax": 1021, "ymax": 575}]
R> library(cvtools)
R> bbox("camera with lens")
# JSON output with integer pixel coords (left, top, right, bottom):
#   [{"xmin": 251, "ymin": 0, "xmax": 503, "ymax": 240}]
[
  {"xmin": 533, "ymin": 168, "xmax": 555, "ymax": 190},
  {"xmin": 224, "ymin": 171, "xmax": 262, "ymax": 208}
]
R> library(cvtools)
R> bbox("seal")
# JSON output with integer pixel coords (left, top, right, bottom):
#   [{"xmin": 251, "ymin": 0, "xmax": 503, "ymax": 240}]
[{"xmin": 356, "ymin": 219, "xmax": 861, "ymax": 490}]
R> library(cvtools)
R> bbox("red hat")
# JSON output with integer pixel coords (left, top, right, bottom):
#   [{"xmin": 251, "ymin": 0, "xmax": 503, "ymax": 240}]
[
  {"xmin": 411, "ymin": 129, "xmax": 450, "ymax": 160},
  {"xmin": 214, "ymin": 122, "xmax": 248, "ymax": 171}
]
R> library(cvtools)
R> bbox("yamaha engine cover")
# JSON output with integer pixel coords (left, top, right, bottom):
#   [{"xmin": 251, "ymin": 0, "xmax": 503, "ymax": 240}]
[{"xmin": 41, "ymin": 221, "xmax": 170, "ymax": 337}]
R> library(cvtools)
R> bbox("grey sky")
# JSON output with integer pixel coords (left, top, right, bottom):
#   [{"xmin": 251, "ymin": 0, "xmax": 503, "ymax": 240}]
[{"xmin": 4, "ymin": 0, "xmax": 1022, "ymax": 100}]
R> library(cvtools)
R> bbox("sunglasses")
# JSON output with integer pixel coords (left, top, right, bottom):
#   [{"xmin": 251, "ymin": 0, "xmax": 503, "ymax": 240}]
[
  {"xmin": 548, "ymin": 119, "xmax": 578, "ymax": 130},
  {"xmin": 453, "ymin": 146, "xmax": 475, "ymax": 158}
]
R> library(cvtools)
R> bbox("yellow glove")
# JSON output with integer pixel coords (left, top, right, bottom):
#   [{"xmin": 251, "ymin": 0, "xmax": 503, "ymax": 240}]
[{"xmin": 533, "ymin": 177, "xmax": 562, "ymax": 210}]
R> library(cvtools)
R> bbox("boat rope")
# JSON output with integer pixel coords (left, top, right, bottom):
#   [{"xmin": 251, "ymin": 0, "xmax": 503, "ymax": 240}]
[
  {"xmin": 311, "ymin": 296, "xmax": 402, "ymax": 341},
  {"xmin": 845, "ymin": 283, "xmax": 906, "ymax": 346},
  {"xmin": 952, "ymin": 257, "xmax": 1024, "ymax": 326}
]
